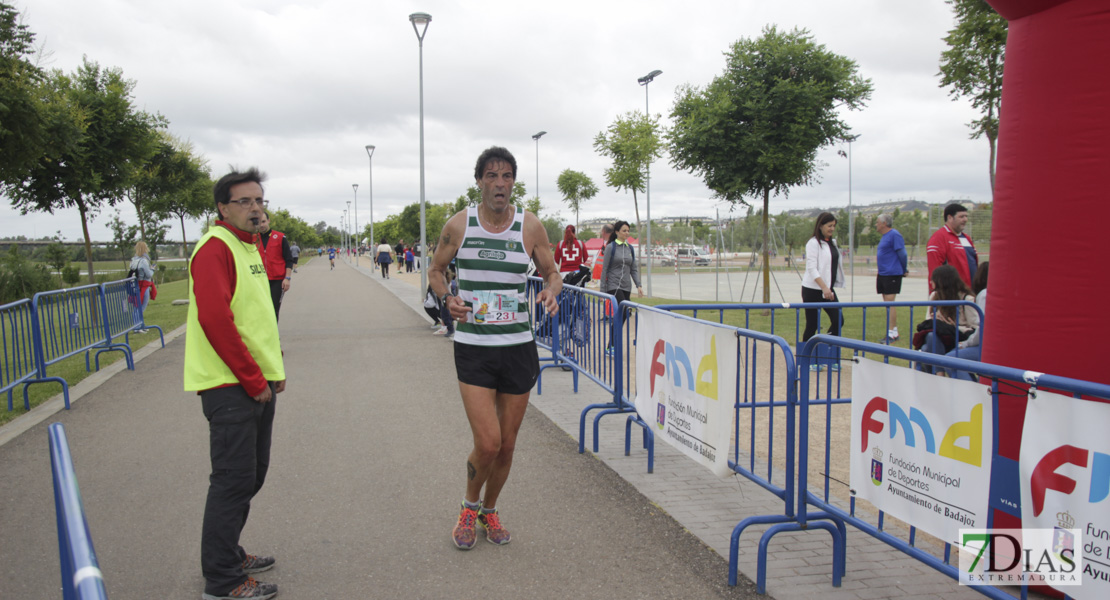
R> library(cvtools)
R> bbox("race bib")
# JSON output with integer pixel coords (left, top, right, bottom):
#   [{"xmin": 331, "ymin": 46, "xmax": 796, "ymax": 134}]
[{"xmin": 470, "ymin": 290, "xmax": 520, "ymax": 324}]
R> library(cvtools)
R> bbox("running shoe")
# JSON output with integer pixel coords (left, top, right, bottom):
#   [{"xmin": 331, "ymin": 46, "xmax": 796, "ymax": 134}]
[
  {"xmin": 830, "ymin": 363, "xmax": 841, "ymax": 372},
  {"xmin": 202, "ymin": 577, "xmax": 278, "ymax": 600},
  {"xmin": 809, "ymin": 363, "xmax": 824, "ymax": 372},
  {"xmin": 452, "ymin": 503, "xmax": 478, "ymax": 550},
  {"xmin": 478, "ymin": 508, "xmax": 511, "ymax": 545},
  {"xmin": 433, "ymin": 326, "xmax": 449, "ymax": 335},
  {"xmin": 240, "ymin": 553, "xmax": 275, "ymax": 574}
]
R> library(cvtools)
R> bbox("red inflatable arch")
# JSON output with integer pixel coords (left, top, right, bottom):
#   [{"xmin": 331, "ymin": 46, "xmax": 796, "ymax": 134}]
[{"xmin": 983, "ymin": 0, "xmax": 1110, "ymax": 562}]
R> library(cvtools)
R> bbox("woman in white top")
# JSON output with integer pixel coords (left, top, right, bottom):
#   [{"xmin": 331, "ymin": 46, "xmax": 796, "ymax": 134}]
[
  {"xmin": 801, "ymin": 212, "xmax": 846, "ymax": 343},
  {"xmin": 376, "ymin": 237, "xmax": 393, "ymax": 279}
]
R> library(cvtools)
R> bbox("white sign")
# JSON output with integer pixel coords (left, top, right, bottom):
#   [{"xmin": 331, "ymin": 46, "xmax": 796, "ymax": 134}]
[
  {"xmin": 633, "ymin": 310, "xmax": 735, "ymax": 477},
  {"xmin": 1020, "ymin": 390, "xmax": 1110, "ymax": 600},
  {"xmin": 850, "ymin": 358, "xmax": 993, "ymax": 544}
]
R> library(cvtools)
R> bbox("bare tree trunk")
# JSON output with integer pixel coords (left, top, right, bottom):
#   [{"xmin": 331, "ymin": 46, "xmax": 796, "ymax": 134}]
[
  {"xmin": 180, "ymin": 214, "xmax": 190, "ymax": 290},
  {"xmin": 632, "ymin": 189, "xmax": 642, "ymax": 258},
  {"xmin": 761, "ymin": 189, "xmax": 770, "ymax": 304},
  {"xmin": 79, "ymin": 202, "xmax": 95, "ymax": 286}
]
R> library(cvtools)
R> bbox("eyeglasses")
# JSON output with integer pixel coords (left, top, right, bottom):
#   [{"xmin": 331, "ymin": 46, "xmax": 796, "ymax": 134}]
[{"xmin": 224, "ymin": 198, "xmax": 269, "ymax": 208}]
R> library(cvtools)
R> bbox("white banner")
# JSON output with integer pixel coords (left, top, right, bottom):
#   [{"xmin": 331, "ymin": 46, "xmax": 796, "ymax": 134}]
[
  {"xmin": 633, "ymin": 310, "xmax": 735, "ymax": 477},
  {"xmin": 1020, "ymin": 390, "xmax": 1110, "ymax": 600},
  {"xmin": 850, "ymin": 358, "xmax": 993, "ymax": 544}
]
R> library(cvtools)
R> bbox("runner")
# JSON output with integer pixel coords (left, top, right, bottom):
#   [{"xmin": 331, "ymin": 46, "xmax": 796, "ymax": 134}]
[
  {"xmin": 428, "ymin": 146, "xmax": 561, "ymax": 551},
  {"xmin": 327, "ymin": 246, "xmax": 336, "ymax": 270}
]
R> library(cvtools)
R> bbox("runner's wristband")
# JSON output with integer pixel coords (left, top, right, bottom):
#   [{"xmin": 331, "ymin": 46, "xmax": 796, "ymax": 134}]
[{"xmin": 440, "ymin": 293, "xmax": 453, "ymax": 305}]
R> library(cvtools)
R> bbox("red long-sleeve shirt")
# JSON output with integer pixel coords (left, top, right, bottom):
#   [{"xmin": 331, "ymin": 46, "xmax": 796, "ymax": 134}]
[{"xmin": 189, "ymin": 221, "xmax": 269, "ymax": 396}]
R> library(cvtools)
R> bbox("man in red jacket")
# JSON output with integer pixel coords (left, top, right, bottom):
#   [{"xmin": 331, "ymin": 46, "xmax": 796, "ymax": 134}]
[
  {"xmin": 186, "ymin": 167, "xmax": 285, "ymax": 600},
  {"xmin": 258, "ymin": 212, "xmax": 293, "ymax": 320},
  {"xmin": 926, "ymin": 203, "xmax": 978, "ymax": 293}
]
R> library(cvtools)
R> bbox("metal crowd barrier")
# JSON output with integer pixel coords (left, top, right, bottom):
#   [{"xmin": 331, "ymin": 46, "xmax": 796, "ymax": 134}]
[
  {"xmin": 100, "ymin": 279, "xmax": 165, "ymax": 367},
  {"xmin": 3, "ymin": 277, "xmax": 161, "ymax": 412},
  {"xmin": 49, "ymin": 423, "xmax": 109, "ymax": 599},
  {"xmin": 1, "ymin": 299, "xmax": 69, "ymax": 410},
  {"xmin": 789, "ymin": 335, "xmax": 1110, "ymax": 600},
  {"xmin": 660, "ymin": 300, "xmax": 983, "ymax": 395}
]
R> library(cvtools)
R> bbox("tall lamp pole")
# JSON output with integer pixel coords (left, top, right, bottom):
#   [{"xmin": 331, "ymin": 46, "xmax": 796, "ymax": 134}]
[
  {"xmin": 840, "ymin": 134, "xmax": 860, "ymax": 301},
  {"xmin": 365, "ymin": 145, "xmax": 376, "ymax": 269},
  {"xmin": 532, "ymin": 131, "xmax": 546, "ymax": 208},
  {"xmin": 340, "ymin": 212, "xmax": 346, "ymax": 256},
  {"xmin": 410, "ymin": 11, "xmax": 432, "ymax": 295},
  {"xmin": 346, "ymin": 200, "xmax": 352, "ymax": 259},
  {"xmin": 638, "ymin": 69, "xmax": 662, "ymax": 298},
  {"xmin": 352, "ymin": 184, "xmax": 359, "ymax": 266}
]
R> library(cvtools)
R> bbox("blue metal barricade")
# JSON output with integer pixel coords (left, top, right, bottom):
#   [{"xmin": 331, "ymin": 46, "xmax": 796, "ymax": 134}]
[
  {"xmin": 31, "ymin": 284, "xmax": 128, "ymax": 375},
  {"xmin": 99, "ymin": 278, "xmax": 163, "ymax": 368},
  {"xmin": 49, "ymin": 423, "xmax": 108, "ymax": 599},
  {"xmin": 1, "ymin": 298, "xmax": 69, "ymax": 410},
  {"xmin": 789, "ymin": 335, "xmax": 1110, "ymax": 600}
]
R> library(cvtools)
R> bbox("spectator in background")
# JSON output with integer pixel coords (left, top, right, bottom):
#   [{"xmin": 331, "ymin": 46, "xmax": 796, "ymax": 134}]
[
  {"xmin": 926, "ymin": 203, "xmax": 977, "ymax": 292},
  {"xmin": 943, "ymin": 261, "xmax": 989, "ymax": 380},
  {"xmin": 289, "ymin": 241, "xmax": 300, "ymax": 273},
  {"xmin": 801, "ymin": 212, "xmax": 845, "ymax": 371},
  {"xmin": 600, "ymin": 220, "xmax": 642, "ymax": 356},
  {"xmin": 875, "ymin": 213, "xmax": 908, "ymax": 343},
  {"xmin": 405, "ymin": 246, "xmax": 415, "ymax": 273},
  {"xmin": 376, "ymin": 237, "xmax": 393, "ymax": 279},
  {"xmin": 554, "ymin": 225, "xmax": 588, "ymax": 281},
  {"xmin": 914, "ymin": 264, "xmax": 980, "ymax": 373},
  {"xmin": 395, "ymin": 239, "xmax": 405, "ymax": 268},
  {"xmin": 130, "ymin": 241, "xmax": 156, "ymax": 333},
  {"xmin": 257, "ymin": 212, "xmax": 293, "ymax": 321}
]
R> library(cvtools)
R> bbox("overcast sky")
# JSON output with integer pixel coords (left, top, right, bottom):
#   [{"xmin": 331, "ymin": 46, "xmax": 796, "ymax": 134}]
[{"xmin": 2, "ymin": 0, "xmax": 991, "ymax": 244}]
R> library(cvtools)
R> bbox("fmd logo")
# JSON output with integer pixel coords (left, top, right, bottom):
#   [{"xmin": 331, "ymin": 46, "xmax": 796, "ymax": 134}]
[
  {"xmin": 478, "ymin": 250, "xmax": 506, "ymax": 260},
  {"xmin": 859, "ymin": 396, "xmax": 984, "ymax": 467},
  {"xmin": 648, "ymin": 335, "xmax": 719, "ymax": 401},
  {"xmin": 1029, "ymin": 444, "xmax": 1110, "ymax": 517}
]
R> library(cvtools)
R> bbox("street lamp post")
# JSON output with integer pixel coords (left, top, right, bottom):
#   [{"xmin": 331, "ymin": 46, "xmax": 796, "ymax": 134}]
[
  {"xmin": 638, "ymin": 69, "xmax": 662, "ymax": 298},
  {"xmin": 532, "ymin": 131, "xmax": 546, "ymax": 208},
  {"xmin": 365, "ymin": 145, "xmax": 376, "ymax": 270},
  {"xmin": 340, "ymin": 213, "xmax": 346, "ymax": 256},
  {"xmin": 346, "ymin": 201, "xmax": 352, "ymax": 259},
  {"xmin": 843, "ymin": 134, "xmax": 860, "ymax": 301},
  {"xmin": 410, "ymin": 11, "xmax": 431, "ymax": 295},
  {"xmin": 352, "ymin": 184, "xmax": 359, "ymax": 266}
]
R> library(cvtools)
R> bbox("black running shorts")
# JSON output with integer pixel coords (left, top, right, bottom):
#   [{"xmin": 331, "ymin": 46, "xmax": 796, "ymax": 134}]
[
  {"xmin": 454, "ymin": 340, "xmax": 540, "ymax": 395},
  {"xmin": 876, "ymin": 274, "xmax": 903, "ymax": 295}
]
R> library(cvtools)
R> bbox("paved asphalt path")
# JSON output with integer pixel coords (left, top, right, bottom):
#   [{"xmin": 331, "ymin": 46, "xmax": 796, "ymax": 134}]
[{"xmin": 0, "ymin": 256, "xmax": 763, "ymax": 599}]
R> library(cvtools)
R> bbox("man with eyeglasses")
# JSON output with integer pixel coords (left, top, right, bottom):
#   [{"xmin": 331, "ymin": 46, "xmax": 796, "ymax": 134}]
[{"xmin": 184, "ymin": 167, "xmax": 285, "ymax": 600}]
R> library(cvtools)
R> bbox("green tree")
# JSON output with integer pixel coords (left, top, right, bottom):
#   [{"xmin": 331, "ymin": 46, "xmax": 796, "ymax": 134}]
[
  {"xmin": 148, "ymin": 162, "xmax": 211, "ymax": 287},
  {"xmin": 44, "ymin": 241, "xmax": 71, "ymax": 284},
  {"xmin": 125, "ymin": 132, "xmax": 194, "ymax": 242},
  {"xmin": 938, "ymin": 0, "xmax": 1007, "ymax": 194},
  {"xmin": 555, "ymin": 169, "xmax": 598, "ymax": 230},
  {"xmin": 593, "ymin": 110, "xmax": 662, "ymax": 254},
  {"xmin": 3, "ymin": 59, "xmax": 165, "ymax": 285},
  {"xmin": 0, "ymin": 2, "xmax": 46, "ymax": 186},
  {"xmin": 668, "ymin": 26, "xmax": 872, "ymax": 302},
  {"xmin": 269, "ymin": 209, "xmax": 320, "ymax": 249},
  {"xmin": 108, "ymin": 209, "xmax": 138, "ymax": 262}
]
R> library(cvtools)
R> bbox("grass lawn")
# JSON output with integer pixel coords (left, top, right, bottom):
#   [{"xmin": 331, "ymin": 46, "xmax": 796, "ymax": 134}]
[
  {"xmin": 1, "ymin": 278, "xmax": 190, "ymax": 426},
  {"xmin": 634, "ymin": 295, "xmax": 920, "ymax": 368}
]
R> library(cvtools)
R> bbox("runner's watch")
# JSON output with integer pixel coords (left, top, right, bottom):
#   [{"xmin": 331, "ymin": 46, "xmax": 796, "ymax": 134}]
[{"xmin": 440, "ymin": 292, "xmax": 453, "ymax": 305}]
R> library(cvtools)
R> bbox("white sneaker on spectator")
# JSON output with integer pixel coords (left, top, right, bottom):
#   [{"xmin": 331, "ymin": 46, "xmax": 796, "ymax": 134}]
[{"xmin": 433, "ymin": 326, "xmax": 449, "ymax": 335}]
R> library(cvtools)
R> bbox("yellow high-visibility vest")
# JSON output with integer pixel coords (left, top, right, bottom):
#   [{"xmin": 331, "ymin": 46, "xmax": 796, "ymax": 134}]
[{"xmin": 184, "ymin": 226, "xmax": 284, "ymax": 391}]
